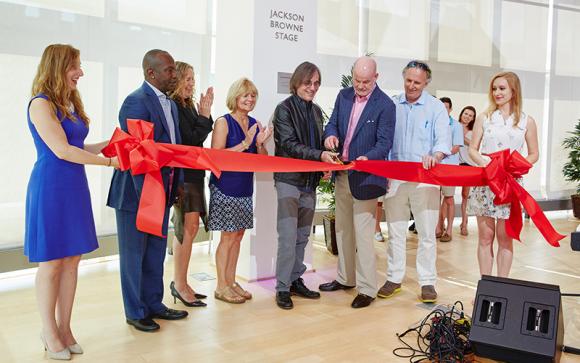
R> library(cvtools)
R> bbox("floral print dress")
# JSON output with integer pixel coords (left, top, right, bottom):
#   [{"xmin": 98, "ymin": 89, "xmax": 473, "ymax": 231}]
[{"xmin": 467, "ymin": 110, "xmax": 528, "ymax": 219}]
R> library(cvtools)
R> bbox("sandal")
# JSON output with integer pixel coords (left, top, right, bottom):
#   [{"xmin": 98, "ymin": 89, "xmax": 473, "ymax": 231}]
[
  {"xmin": 460, "ymin": 224, "xmax": 468, "ymax": 236},
  {"xmin": 440, "ymin": 233, "xmax": 452, "ymax": 242},
  {"xmin": 232, "ymin": 282, "xmax": 252, "ymax": 300},
  {"xmin": 214, "ymin": 286, "xmax": 245, "ymax": 304}
]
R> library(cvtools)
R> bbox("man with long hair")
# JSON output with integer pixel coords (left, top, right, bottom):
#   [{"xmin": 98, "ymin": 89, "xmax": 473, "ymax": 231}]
[{"xmin": 272, "ymin": 61, "xmax": 338, "ymax": 309}]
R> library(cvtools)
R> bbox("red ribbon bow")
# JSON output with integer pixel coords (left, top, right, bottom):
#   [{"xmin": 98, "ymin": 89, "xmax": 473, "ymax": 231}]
[
  {"xmin": 483, "ymin": 149, "xmax": 564, "ymax": 246},
  {"xmin": 102, "ymin": 119, "xmax": 221, "ymax": 236}
]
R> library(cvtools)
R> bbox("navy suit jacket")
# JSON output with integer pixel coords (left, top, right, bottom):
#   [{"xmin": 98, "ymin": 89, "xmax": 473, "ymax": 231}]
[
  {"xmin": 107, "ymin": 82, "xmax": 182, "ymax": 218},
  {"xmin": 323, "ymin": 86, "xmax": 396, "ymax": 200}
]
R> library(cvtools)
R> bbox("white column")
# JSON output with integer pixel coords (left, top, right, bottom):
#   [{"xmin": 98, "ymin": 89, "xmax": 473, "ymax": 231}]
[
  {"xmin": 213, "ymin": 0, "xmax": 318, "ymax": 281},
  {"xmin": 358, "ymin": 0, "xmax": 369, "ymax": 56}
]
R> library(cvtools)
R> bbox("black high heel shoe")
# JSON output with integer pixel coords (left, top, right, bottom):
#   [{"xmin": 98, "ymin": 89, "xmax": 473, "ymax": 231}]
[{"xmin": 170, "ymin": 281, "xmax": 207, "ymax": 307}]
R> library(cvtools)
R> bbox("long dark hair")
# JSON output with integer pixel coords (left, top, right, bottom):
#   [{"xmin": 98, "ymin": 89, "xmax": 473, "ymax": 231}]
[
  {"xmin": 289, "ymin": 61, "xmax": 321, "ymax": 95},
  {"xmin": 458, "ymin": 106, "xmax": 476, "ymax": 131}
]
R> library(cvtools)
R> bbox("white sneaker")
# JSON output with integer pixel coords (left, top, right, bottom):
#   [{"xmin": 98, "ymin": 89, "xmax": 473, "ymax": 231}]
[{"xmin": 374, "ymin": 232, "xmax": 385, "ymax": 242}]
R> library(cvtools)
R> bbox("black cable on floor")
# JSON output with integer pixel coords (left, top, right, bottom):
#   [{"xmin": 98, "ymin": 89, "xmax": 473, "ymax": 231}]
[
  {"xmin": 563, "ymin": 345, "xmax": 580, "ymax": 355},
  {"xmin": 393, "ymin": 301, "xmax": 472, "ymax": 363}
]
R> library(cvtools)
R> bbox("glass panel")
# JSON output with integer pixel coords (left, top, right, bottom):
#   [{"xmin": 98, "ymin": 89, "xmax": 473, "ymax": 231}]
[
  {"xmin": 368, "ymin": 0, "xmax": 430, "ymax": 60},
  {"xmin": 117, "ymin": 0, "xmax": 208, "ymax": 34},
  {"xmin": 500, "ymin": 1, "xmax": 548, "ymax": 72},
  {"xmin": 437, "ymin": 0, "xmax": 494, "ymax": 66},
  {"xmin": 0, "ymin": 0, "xmax": 104, "ymax": 17},
  {"xmin": 549, "ymin": 100, "xmax": 580, "ymax": 196},
  {"xmin": 0, "ymin": 53, "xmax": 38, "ymax": 245},
  {"xmin": 554, "ymin": 7, "xmax": 580, "ymax": 77},
  {"xmin": 0, "ymin": 0, "xmax": 213, "ymax": 250},
  {"xmin": 317, "ymin": 0, "xmax": 358, "ymax": 56}
]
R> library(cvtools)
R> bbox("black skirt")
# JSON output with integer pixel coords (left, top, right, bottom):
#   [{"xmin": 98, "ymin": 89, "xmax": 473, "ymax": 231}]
[{"xmin": 171, "ymin": 180, "xmax": 208, "ymax": 243}]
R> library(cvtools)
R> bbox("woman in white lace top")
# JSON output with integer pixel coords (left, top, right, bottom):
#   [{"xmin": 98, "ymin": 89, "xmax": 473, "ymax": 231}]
[{"xmin": 467, "ymin": 71, "xmax": 539, "ymax": 278}]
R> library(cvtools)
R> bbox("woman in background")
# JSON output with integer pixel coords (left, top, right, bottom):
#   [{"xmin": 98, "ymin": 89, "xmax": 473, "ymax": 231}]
[
  {"xmin": 457, "ymin": 105, "xmax": 476, "ymax": 236},
  {"xmin": 168, "ymin": 61, "xmax": 213, "ymax": 307},
  {"xmin": 468, "ymin": 72, "xmax": 539, "ymax": 278},
  {"xmin": 208, "ymin": 78, "xmax": 272, "ymax": 304},
  {"xmin": 26, "ymin": 44, "xmax": 118, "ymax": 360}
]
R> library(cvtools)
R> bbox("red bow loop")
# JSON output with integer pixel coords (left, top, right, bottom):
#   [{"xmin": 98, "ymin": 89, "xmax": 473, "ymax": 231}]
[
  {"xmin": 128, "ymin": 140, "xmax": 175, "ymax": 175},
  {"xmin": 127, "ymin": 118, "xmax": 155, "ymax": 142},
  {"xmin": 101, "ymin": 128, "xmax": 138, "ymax": 171},
  {"xmin": 484, "ymin": 150, "xmax": 532, "ymax": 205},
  {"xmin": 482, "ymin": 149, "xmax": 563, "ymax": 246}
]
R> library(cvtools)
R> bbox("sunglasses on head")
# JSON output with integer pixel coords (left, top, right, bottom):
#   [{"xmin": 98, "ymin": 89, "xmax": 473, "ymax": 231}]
[{"xmin": 406, "ymin": 60, "xmax": 432, "ymax": 77}]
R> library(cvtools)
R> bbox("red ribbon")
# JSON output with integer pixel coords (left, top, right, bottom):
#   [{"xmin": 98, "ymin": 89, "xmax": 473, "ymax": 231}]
[
  {"xmin": 482, "ymin": 149, "xmax": 564, "ymax": 246},
  {"xmin": 103, "ymin": 119, "xmax": 564, "ymax": 246}
]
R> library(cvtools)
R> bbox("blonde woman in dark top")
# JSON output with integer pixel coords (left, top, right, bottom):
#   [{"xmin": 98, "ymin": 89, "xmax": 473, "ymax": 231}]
[
  {"xmin": 208, "ymin": 78, "xmax": 272, "ymax": 303},
  {"xmin": 169, "ymin": 61, "xmax": 214, "ymax": 307}
]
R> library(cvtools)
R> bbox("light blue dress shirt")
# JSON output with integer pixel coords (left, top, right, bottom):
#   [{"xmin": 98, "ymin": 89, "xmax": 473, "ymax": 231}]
[
  {"xmin": 390, "ymin": 91, "xmax": 451, "ymax": 162},
  {"xmin": 441, "ymin": 117, "xmax": 464, "ymax": 165},
  {"xmin": 145, "ymin": 80, "xmax": 176, "ymax": 144}
]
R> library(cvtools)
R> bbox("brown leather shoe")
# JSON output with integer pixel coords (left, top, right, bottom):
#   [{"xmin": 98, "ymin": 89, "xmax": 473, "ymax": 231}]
[
  {"xmin": 351, "ymin": 293, "xmax": 375, "ymax": 308},
  {"xmin": 377, "ymin": 281, "xmax": 401, "ymax": 298},
  {"xmin": 420, "ymin": 285, "xmax": 438, "ymax": 303}
]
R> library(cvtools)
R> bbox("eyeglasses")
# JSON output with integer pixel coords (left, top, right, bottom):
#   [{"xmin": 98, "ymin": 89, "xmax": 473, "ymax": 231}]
[
  {"xmin": 405, "ymin": 60, "xmax": 432, "ymax": 79},
  {"xmin": 302, "ymin": 80, "xmax": 321, "ymax": 88}
]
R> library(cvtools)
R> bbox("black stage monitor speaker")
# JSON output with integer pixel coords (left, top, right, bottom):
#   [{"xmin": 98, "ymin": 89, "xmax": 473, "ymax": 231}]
[
  {"xmin": 470, "ymin": 275, "xmax": 564, "ymax": 363},
  {"xmin": 571, "ymin": 231, "xmax": 580, "ymax": 251}
]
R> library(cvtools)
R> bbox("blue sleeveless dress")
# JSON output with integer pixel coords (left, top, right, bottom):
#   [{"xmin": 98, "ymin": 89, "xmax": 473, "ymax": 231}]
[
  {"xmin": 207, "ymin": 114, "xmax": 257, "ymax": 231},
  {"xmin": 24, "ymin": 94, "xmax": 98, "ymax": 262}
]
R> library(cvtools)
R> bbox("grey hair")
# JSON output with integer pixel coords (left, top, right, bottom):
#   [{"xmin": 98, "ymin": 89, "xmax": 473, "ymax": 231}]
[{"xmin": 402, "ymin": 60, "xmax": 432, "ymax": 82}]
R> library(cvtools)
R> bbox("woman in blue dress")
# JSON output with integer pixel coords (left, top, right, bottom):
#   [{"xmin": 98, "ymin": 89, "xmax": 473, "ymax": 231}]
[
  {"xmin": 208, "ymin": 78, "xmax": 272, "ymax": 304},
  {"xmin": 26, "ymin": 44, "xmax": 118, "ymax": 360}
]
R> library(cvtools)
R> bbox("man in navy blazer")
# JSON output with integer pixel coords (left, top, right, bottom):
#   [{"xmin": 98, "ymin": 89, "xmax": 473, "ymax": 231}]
[
  {"xmin": 107, "ymin": 49, "xmax": 187, "ymax": 332},
  {"xmin": 319, "ymin": 57, "xmax": 396, "ymax": 308}
]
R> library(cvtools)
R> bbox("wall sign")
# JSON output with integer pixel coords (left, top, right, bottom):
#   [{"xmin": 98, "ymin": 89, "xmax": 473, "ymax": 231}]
[{"xmin": 269, "ymin": 9, "xmax": 305, "ymax": 42}]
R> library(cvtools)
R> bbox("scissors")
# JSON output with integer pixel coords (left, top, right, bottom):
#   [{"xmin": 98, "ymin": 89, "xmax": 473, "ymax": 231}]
[{"xmin": 328, "ymin": 148, "xmax": 344, "ymax": 165}]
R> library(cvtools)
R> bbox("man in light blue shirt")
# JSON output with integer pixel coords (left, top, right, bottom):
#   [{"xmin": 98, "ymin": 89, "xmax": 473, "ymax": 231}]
[
  {"xmin": 436, "ymin": 97, "xmax": 464, "ymax": 242},
  {"xmin": 379, "ymin": 60, "xmax": 451, "ymax": 303}
]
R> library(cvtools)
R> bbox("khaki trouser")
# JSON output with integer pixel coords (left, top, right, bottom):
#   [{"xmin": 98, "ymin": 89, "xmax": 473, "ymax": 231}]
[{"xmin": 334, "ymin": 172, "xmax": 378, "ymax": 297}]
